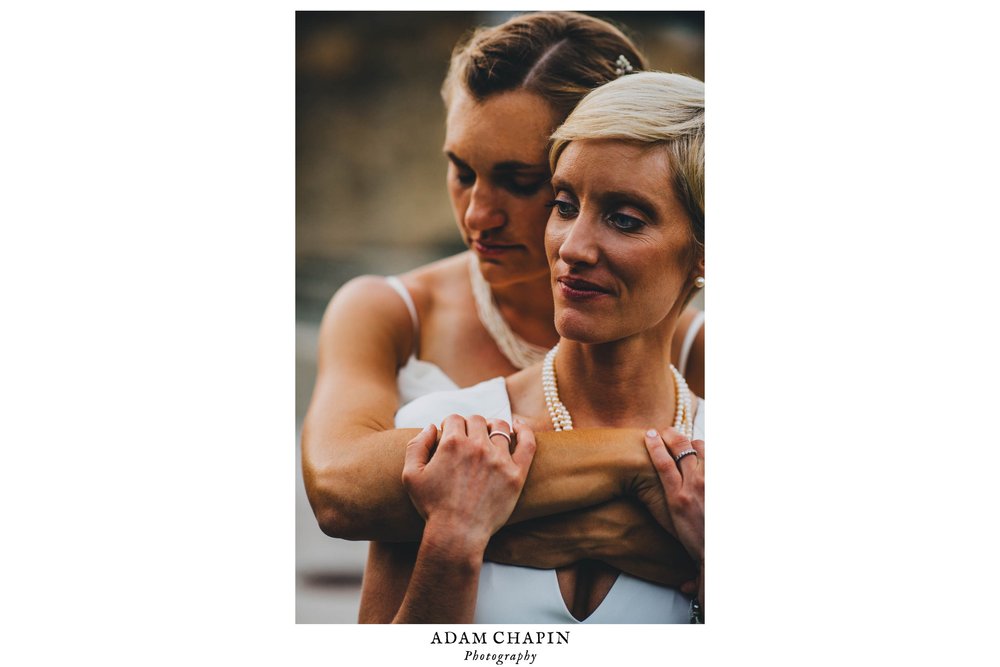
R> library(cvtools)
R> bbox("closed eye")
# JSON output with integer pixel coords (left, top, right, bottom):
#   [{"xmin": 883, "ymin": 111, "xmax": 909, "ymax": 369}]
[{"xmin": 500, "ymin": 176, "xmax": 549, "ymax": 197}]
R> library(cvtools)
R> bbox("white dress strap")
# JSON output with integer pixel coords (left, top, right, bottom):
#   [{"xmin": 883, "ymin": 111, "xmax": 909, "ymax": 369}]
[
  {"xmin": 678, "ymin": 310, "xmax": 705, "ymax": 376},
  {"xmin": 385, "ymin": 276, "xmax": 420, "ymax": 357}
]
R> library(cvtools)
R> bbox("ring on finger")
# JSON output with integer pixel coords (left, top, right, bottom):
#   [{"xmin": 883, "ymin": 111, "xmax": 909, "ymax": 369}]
[
  {"xmin": 488, "ymin": 430, "xmax": 513, "ymax": 452},
  {"xmin": 674, "ymin": 448, "xmax": 698, "ymax": 463}
]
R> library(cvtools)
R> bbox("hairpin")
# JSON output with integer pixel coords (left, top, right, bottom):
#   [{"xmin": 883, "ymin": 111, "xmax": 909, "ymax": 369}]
[{"xmin": 614, "ymin": 55, "xmax": 634, "ymax": 76}]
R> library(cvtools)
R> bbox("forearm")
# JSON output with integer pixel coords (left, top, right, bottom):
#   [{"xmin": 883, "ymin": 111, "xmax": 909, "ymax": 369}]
[
  {"xmin": 302, "ymin": 424, "xmax": 426, "ymax": 541},
  {"xmin": 508, "ymin": 428, "xmax": 650, "ymax": 523},
  {"xmin": 304, "ymin": 425, "xmax": 650, "ymax": 542},
  {"xmin": 393, "ymin": 523, "xmax": 486, "ymax": 624},
  {"xmin": 489, "ymin": 499, "xmax": 697, "ymax": 587}
]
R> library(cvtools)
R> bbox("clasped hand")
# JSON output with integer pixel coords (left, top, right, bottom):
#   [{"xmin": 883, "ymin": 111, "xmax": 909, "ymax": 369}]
[{"xmin": 402, "ymin": 414, "xmax": 537, "ymax": 551}]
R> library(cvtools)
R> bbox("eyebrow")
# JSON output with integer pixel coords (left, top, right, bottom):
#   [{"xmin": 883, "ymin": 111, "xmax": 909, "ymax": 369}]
[
  {"xmin": 551, "ymin": 177, "xmax": 660, "ymax": 219},
  {"xmin": 445, "ymin": 151, "xmax": 547, "ymax": 174}
]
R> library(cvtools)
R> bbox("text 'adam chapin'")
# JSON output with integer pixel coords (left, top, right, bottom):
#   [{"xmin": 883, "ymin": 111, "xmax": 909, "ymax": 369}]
[{"xmin": 430, "ymin": 631, "xmax": 570, "ymax": 645}]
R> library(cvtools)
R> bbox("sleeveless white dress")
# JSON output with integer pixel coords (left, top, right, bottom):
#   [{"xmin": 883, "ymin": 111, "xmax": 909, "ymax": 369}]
[
  {"xmin": 385, "ymin": 276, "xmax": 459, "ymax": 403},
  {"xmin": 395, "ymin": 378, "xmax": 705, "ymax": 624}
]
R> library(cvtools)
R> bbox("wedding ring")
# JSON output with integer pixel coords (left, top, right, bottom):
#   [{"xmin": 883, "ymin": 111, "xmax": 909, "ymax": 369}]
[
  {"xmin": 488, "ymin": 430, "xmax": 513, "ymax": 452},
  {"xmin": 674, "ymin": 448, "xmax": 698, "ymax": 463}
]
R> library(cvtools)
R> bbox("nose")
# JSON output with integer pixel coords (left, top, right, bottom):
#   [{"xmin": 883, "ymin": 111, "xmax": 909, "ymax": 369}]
[
  {"xmin": 556, "ymin": 214, "xmax": 600, "ymax": 267},
  {"xmin": 465, "ymin": 182, "xmax": 505, "ymax": 232}
]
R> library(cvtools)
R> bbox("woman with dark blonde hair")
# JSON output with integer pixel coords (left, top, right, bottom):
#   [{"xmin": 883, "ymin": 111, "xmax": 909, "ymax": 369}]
[{"xmin": 300, "ymin": 12, "xmax": 705, "ymax": 620}]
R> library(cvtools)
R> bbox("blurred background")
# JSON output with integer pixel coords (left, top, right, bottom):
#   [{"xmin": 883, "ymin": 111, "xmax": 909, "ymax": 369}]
[{"xmin": 296, "ymin": 10, "xmax": 704, "ymax": 623}]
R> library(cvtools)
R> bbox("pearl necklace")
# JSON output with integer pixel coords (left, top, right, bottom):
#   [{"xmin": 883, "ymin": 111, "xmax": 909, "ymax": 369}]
[
  {"xmin": 469, "ymin": 254, "xmax": 549, "ymax": 369},
  {"xmin": 542, "ymin": 343, "xmax": 694, "ymax": 437}
]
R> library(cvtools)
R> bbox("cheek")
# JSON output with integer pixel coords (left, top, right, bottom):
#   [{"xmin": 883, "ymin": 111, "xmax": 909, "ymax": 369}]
[
  {"xmin": 513, "ymin": 201, "xmax": 551, "ymax": 242},
  {"xmin": 448, "ymin": 185, "xmax": 468, "ymax": 220},
  {"xmin": 544, "ymin": 218, "xmax": 564, "ymax": 262},
  {"xmin": 637, "ymin": 251, "xmax": 689, "ymax": 313}
]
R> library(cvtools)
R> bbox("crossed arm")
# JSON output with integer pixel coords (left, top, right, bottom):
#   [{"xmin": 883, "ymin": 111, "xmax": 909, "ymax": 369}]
[
  {"xmin": 302, "ymin": 278, "xmax": 666, "ymax": 552},
  {"xmin": 378, "ymin": 420, "xmax": 704, "ymax": 624}
]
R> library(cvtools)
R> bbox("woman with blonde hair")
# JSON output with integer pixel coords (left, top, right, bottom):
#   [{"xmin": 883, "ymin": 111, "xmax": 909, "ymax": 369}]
[{"xmin": 384, "ymin": 70, "xmax": 706, "ymax": 623}]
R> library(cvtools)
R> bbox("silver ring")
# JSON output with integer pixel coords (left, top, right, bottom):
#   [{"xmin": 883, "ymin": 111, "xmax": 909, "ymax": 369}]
[
  {"xmin": 674, "ymin": 448, "xmax": 698, "ymax": 463},
  {"xmin": 488, "ymin": 430, "xmax": 513, "ymax": 451}
]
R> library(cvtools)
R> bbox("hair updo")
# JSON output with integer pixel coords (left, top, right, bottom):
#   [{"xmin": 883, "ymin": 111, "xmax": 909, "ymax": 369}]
[{"xmin": 442, "ymin": 12, "xmax": 647, "ymax": 124}]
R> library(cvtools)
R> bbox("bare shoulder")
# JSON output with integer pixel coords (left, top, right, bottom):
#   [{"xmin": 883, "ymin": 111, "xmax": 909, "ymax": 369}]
[
  {"xmin": 324, "ymin": 274, "xmax": 411, "ymax": 325},
  {"xmin": 395, "ymin": 252, "xmax": 472, "ymax": 314},
  {"xmin": 318, "ymin": 274, "xmax": 415, "ymax": 366}
]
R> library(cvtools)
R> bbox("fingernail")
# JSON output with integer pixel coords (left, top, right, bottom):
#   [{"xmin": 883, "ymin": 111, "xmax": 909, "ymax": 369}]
[
  {"xmin": 646, "ymin": 429, "xmax": 658, "ymax": 439},
  {"xmin": 422, "ymin": 424, "xmax": 433, "ymax": 433},
  {"xmin": 513, "ymin": 417, "xmax": 522, "ymax": 425}
]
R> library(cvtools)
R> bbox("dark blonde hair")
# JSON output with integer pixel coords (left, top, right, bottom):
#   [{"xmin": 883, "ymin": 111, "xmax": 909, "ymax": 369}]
[{"xmin": 442, "ymin": 12, "xmax": 647, "ymax": 124}]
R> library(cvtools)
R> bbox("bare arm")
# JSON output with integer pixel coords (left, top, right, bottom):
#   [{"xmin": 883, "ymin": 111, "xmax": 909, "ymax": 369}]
[
  {"xmin": 486, "ymin": 499, "xmax": 697, "ymax": 587},
  {"xmin": 301, "ymin": 277, "xmax": 654, "ymax": 541},
  {"xmin": 301, "ymin": 276, "xmax": 424, "ymax": 541}
]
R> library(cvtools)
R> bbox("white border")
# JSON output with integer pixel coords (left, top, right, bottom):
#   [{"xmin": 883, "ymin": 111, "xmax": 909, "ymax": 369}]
[{"xmin": 3, "ymin": 1, "xmax": 999, "ymax": 664}]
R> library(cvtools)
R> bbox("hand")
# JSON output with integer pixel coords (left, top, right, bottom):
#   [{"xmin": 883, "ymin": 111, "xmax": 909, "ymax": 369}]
[
  {"xmin": 402, "ymin": 415, "xmax": 537, "ymax": 553},
  {"xmin": 637, "ymin": 429, "xmax": 704, "ymax": 565}
]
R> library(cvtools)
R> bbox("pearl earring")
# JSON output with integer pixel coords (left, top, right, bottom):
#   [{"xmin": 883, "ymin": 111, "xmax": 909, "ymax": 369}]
[{"xmin": 694, "ymin": 276, "xmax": 706, "ymax": 289}]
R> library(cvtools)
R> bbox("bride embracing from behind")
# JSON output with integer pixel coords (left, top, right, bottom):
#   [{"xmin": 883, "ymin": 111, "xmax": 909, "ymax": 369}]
[{"xmin": 380, "ymin": 70, "xmax": 707, "ymax": 624}]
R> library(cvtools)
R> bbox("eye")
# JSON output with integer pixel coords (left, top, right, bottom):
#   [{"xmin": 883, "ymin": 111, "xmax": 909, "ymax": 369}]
[
  {"xmin": 455, "ymin": 169, "xmax": 475, "ymax": 187},
  {"xmin": 607, "ymin": 212, "xmax": 645, "ymax": 232},
  {"xmin": 546, "ymin": 198, "xmax": 578, "ymax": 218},
  {"xmin": 502, "ymin": 177, "xmax": 549, "ymax": 197}
]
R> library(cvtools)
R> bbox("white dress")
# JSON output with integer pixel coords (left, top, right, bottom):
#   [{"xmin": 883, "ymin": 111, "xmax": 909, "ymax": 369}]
[
  {"xmin": 385, "ymin": 276, "xmax": 459, "ymax": 403},
  {"xmin": 395, "ymin": 377, "xmax": 706, "ymax": 624}
]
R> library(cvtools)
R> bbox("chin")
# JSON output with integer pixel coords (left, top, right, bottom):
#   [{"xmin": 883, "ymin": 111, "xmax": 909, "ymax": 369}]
[
  {"xmin": 554, "ymin": 311, "xmax": 614, "ymax": 345},
  {"xmin": 479, "ymin": 259, "xmax": 546, "ymax": 287}
]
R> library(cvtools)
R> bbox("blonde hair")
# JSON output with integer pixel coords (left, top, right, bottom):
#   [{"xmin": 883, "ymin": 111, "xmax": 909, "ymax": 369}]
[{"xmin": 550, "ymin": 71, "xmax": 705, "ymax": 244}]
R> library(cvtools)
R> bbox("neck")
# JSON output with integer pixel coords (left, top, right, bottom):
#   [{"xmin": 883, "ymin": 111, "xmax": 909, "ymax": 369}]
[
  {"xmin": 490, "ymin": 273, "xmax": 558, "ymax": 347},
  {"xmin": 554, "ymin": 334, "xmax": 676, "ymax": 430}
]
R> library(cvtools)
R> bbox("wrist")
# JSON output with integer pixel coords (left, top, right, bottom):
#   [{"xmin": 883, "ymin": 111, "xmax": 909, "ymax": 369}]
[
  {"xmin": 421, "ymin": 518, "xmax": 489, "ymax": 570},
  {"xmin": 623, "ymin": 429, "xmax": 657, "ymax": 496}
]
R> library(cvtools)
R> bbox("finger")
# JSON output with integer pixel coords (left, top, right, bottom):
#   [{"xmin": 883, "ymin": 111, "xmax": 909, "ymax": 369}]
[
  {"xmin": 510, "ymin": 419, "xmax": 537, "ymax": 475},
  {"xmin": 645, "ymin": 429, "xmax": 681, "ymax": 495},
  {"xmin": 466, "ymin": 414, "xmax": 489, "ymax": 443},
  {"xmin": 439, "ymin": 413, "xmax": 468, "ymax": 441},
  {"xmin": 402, "ymin": 424, "xmax": 438, "ymax": 475},
  {"xmin": 691, "ymin": 438, "xmax": 705, "ymax": 460},
  {"xmin": 486, "ymin": 418, "xmax": 513, "ymax": 453},
  {"xmin": 661, "ymin": 427, "xmax": 698, "ymax": 477},
  {"xmin": 679, "ymin": 579, "xmax": 698, "ymax": 596}
]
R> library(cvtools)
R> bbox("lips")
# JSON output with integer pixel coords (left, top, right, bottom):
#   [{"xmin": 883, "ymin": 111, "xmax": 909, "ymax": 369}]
[
  {"xmin": 557, "ymin": 276, "xmax": 612, "ymax": 299},
  {"xmin": 473, "ymin": 239, "xmax": 520, "ymax": 256}
]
